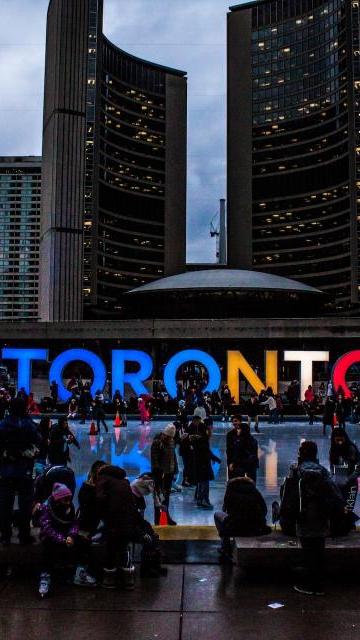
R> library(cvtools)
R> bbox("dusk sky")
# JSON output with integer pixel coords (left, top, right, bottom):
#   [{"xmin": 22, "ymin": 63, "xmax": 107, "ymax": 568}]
[{"xmin": 0, "ymin": 0, "xmax": 245, "ymax": 263}]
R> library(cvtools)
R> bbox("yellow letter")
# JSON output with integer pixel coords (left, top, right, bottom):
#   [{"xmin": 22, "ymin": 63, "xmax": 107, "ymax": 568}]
[{"xmin": 227, "ymin": 351, "xmax": 278, "ymax": 403}]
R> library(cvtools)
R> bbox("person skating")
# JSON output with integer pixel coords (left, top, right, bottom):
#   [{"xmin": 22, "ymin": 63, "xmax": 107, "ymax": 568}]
[
  {"xmin": 93, "ymin": 390, "xmax": 108, "ymax": 433},
  {"xmin": 226, "ymin": 415, "xmax": 259, "ymax": 483},
  {"xmin": 245, "ymin": 393, "xmax": 260, "ymax": 433},
  {"xmin": 329, "ymin": 427, "xmax": 360, "ymax": 476},
  {"xmin": 48, "ymin": 417, "xmax": 80, "ymax": 466},
  {"xmin": 192, "ymin": 421, "xmax": 221, "ymax": 509},
  {"xmin": 151, "ymin": 424, "xmax": 178, "ymax": 525}
]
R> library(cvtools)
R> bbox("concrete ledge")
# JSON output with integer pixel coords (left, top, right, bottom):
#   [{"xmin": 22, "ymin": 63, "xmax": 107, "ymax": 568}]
[{"xmin": 235, "ymin": 530, "xmax": 360, "ymax": 570}]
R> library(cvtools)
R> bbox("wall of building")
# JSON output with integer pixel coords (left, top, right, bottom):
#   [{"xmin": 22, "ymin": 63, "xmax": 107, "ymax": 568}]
[{"xmin": 0, "ymin": 157, "xmax": 41, "ymax": 320}]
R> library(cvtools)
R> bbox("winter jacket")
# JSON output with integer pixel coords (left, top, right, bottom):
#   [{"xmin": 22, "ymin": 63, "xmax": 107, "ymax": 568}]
[
  {"xmin": 151, "ymin": 434, "xmax": 178, "ymax": 476},
  {"xmin": 48, "ymin": 424, "xmax": 80, "ymax": 465},
  {"xmin": 260, "ymin": 396, "xmax": 276, "ymax": 411},
  {"xmin": 39, "ymin": 498, "xmax": 79, "ymax": 544},
  {"xmin": 226, "ymin": 428, "xmax": 258, "ymax": 474},
  {"xmin": 222, "ymin": 478, "xmax": 269, "ymax": 536},
  {"xmin": 192, "ymin": 433, "xmax": 221, "ymax": 482},
  {"xmin": 297, "ymin": 461, "xmax": 344, "ymax": 538},
  {"xmin": 78, "ymin": 482, "xmax": 100, "ymax": 534},
  {"xmin": 245, "ymin": 398, "xmax": 260, "ymax": 418},
  {"xmin": 96, "ymin": 465, "xmax": 143, "ymax": 537},
  {"xmin": 0, "ymin": 414, "xmax": 41, "ymax": 480},
  {"xmin": 329, "ymin": 440, "xmax": 360, "ymax": 475}
]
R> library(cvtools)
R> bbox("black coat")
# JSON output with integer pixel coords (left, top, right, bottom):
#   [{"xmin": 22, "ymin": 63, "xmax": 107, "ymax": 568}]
[
  {"xmin": 245, "ymin": 398, "xmax": 260, "ymax": 418},
  {"xmin": 78, "ymin": 482, "xmax": 100, "ymax": 534},
  {"xmin": 48, "ymin": 424, "xmax": 80, "ymax": 465},
  {"xmin": 192, "ymin": 433, "xmax": 221, "ymax": 482},
  {"xmin": 226, "ymin": 428, "xmax": 258, "ymax": 474},
  {"xmin": 222, "ymin": 478, "xmax": 268, "ymax": 536},
  {"xmin": 96, "ymin": 465, "xmax": 143, "ymax": 537}
]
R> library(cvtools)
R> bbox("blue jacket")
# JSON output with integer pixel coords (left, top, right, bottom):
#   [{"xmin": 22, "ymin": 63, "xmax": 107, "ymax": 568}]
[{"xmin": 0, "ymin": 415, "xmax": 41, "ymax": 479}]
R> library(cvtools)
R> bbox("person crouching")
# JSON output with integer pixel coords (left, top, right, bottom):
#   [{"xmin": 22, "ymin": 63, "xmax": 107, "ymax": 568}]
[
  {"xmin": 214, "ymin": 476, "xmax": 270, "ymax": 563},
  {"xmin": 38, "ymin": 483, "xmax": 96, "ymax": 597}
]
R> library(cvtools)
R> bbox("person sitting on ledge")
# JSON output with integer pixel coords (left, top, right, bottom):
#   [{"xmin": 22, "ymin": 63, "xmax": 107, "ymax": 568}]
[
  {"xmin": 38, "ymin": 482, "xmax": 96, "ymax": 597},
  {"xmin": 214, "ymin": 476, "xmax": 271, "ymax": 563}
]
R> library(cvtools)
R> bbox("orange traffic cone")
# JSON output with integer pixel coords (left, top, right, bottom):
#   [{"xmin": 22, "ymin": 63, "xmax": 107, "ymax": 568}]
[
  {"xmin": 89, "ymin": 420, "xmax": 97, "ymax": 435},
  {"xmin": 113, "ymin": 411, "xmax": 122, "ymax": 427},
  {"xmin": 159, "ymin": 509, "xmax": 169, "ymax": 526},
  {"xmin": 333, "ymin": 413, "xmax": 339, "ymax": 428}
]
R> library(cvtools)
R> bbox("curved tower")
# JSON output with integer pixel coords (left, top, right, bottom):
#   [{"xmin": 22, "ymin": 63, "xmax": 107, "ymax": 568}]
[
  {"xmin": 40, "ymin": 0, "xmax": 187, "ymax": 321},
  {"xmin": 228, "ymin": 0, "xmax": 358, "ymax": 311}
]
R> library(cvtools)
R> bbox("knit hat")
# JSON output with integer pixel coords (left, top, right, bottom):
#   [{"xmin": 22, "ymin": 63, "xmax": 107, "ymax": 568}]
[
  {"xmin": 52, "ymin": 482, "xmax": 72, "ymax": 501},
  {"xmin": 163, "ymin": 423, "xmax": 176, "ymax": 438}
]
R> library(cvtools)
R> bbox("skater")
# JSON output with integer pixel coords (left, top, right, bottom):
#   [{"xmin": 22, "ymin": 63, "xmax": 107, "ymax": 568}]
[
  {"xmin": 226, "ymin": 415, "xmax": 259, "ymax": 483},
  {"xmin": 245, "ymin": 393, "xmax": 260, "ymax": 433},
  {"xmin": 93, "ymin": 391, "xmax": 108, "ymax": 433}
]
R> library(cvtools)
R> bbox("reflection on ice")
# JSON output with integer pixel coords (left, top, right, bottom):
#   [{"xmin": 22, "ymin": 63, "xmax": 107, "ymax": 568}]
[{"xmin": 63, "ymin": 419, "xmax": 360, "ymax": 525}]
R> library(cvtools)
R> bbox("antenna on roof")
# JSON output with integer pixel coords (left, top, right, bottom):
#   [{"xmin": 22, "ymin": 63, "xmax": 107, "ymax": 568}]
[{"xmin": 210, "ymin": 199, "xmax": 227, "ymax": 264}]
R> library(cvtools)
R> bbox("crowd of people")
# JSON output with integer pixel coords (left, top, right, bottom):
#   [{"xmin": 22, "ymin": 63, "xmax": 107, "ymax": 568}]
[
  {"xmin": 1, "ymin": 379, "xmax": 360, "ymax": 598},
  {"xmin": 2, "ymin": 373, "xmax": 360, "ymax": 431}
]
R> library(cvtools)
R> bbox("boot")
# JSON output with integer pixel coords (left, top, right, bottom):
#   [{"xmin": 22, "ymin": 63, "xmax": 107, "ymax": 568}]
[
  {"xmin": 39, "ymin": 572, "xmax": 51, "ymax": 598},
  {"xmin": 101, "ymin": 567, "xmax": 117, "ymax": 589},
  {"xmin": 73, "ymin": 566, "xmax": 97, "ymax": 588},
  {"xmin": 118, "ymin": 565, "xmax": 135, "ymax": 590}
]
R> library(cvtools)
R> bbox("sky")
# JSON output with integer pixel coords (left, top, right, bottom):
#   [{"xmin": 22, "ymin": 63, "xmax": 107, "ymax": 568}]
[{"xmin": 0, "ymin": 0, "xmax": 244, "ymax": 262}]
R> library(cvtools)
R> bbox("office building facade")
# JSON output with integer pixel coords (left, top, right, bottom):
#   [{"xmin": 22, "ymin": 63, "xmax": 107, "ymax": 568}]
[
  {"xmin": 228, "ymin": 0, "xmax": 359, "ymax": 311},
  {"xmin": 40, "ymin": 0, "xmax": 187, "ymax": 321},
  {"xmin": 0, "ymin": 157, "xmax": 41, "ymax": 321}
]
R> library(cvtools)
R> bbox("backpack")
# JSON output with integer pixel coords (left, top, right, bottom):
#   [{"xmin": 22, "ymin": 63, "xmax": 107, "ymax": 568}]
[{"xmin": 297, "ymin": 463, "xmax": 341, "ymax": 536}]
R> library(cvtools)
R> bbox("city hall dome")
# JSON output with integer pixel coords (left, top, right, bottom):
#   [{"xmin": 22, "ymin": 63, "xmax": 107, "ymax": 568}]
[{"xmin": 127, "ymin": 269, "xmax": 327, "ymax": 318}]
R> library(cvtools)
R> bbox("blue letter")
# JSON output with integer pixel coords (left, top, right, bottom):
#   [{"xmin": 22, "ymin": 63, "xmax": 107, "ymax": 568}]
[
  {"xmin": 49, "ymin": 349, "xmax": 106, "ymax": 402},
  {"xmin": 164, "ymin": 349, "xmax": 221, "ymax": 398},
  {"xmin": 2, "ymin": 348, "xmax": 48, "ymax": 394},
  {"xmin": 112, "ymin": 350, "xmax": 153, "ymax": 397}
]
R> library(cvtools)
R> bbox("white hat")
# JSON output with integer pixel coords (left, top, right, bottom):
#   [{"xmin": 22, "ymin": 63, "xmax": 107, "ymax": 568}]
[{"xmin": 163, "ymin": 423, "xmax": 176, "ymax": 438}]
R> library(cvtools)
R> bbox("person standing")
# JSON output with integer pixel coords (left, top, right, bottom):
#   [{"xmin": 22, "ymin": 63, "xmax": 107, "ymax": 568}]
[
  {"xmin": 49, "ymin": 380, "xmax": 58, "ymax": 412},
  {"xmin": 151, "ymin": 424, "xmax": 178, "ymax": 525},
  {"xmin": 322, "ymin": 397, "xmax": 336, "ymax": 435},
  {"xmin": 260, "ymin": 391, "xmax": 278, "ymax": 423},
  {"xmin": 192, "ymin": 422, "xmax": 221, "ymax": 509},
  {"xmin": 48, "ymin": 417, "xmax": 80, "ymax": 466},
  {"xmin": 226, "ymin": 415, "xmax": 259, "ymax": 483},
  {"xmin": 292, "ymin": 441, "xmax": 344, "ymax": 595},
  {"xmin": 245, "ymin": 393, "xmax": 260, "ymax": 433},
  {"xmin": 0, "ymin": 398, "xmax": 41, "ymax": 545},
  {"xmin": 93, "ymin": 390, "xmax": 108, "ymax": 434}
]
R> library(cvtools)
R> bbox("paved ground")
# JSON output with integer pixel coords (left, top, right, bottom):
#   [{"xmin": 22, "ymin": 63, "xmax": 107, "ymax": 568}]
[{"xmin": 1, "ymin": 563, "xmax": 360, "ymax": 639}]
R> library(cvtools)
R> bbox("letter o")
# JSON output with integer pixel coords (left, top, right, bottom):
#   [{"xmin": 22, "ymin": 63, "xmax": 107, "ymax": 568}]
[
  {"xmin": 332, "ymin": 350, "xmax": 360, "ymax": 398},
  {"xmin": 164, "ymin": 349, "xmax": 221, "ymax": 399},
  {"xmin": 49, "ymin": 349, "xmax": 107, "ymax": 402}
]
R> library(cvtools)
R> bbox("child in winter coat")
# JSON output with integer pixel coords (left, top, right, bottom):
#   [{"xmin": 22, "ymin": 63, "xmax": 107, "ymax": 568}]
[{"xmin": 38, "ymin": 482, "xmax": 96, "ymax": 597}]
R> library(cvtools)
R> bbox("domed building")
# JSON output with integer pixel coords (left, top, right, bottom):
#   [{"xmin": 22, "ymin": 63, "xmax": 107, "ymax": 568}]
[{"xmin": 127, "ymin": 268, "xmax": 328, "ymax": 318}]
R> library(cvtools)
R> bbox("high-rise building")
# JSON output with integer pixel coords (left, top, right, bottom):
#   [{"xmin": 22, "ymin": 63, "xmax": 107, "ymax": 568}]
[
  {"xmin": 0, "ymin": 157, "xmax": 41, "ymax": 321},
  {"xmin": 40, "ymin": 0, "xmax": 187, "ymax": 321},
  {"xmin": 227, "ymin": 0, "xmax": 359, "ymax": 311}
]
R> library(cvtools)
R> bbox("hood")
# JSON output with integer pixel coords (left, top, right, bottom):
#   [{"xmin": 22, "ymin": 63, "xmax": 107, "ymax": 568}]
[
  {"xmin": 227, "ymin": 477, "xmax": 256, "ymax": 494},
  {"xmin": 298, "ymin": 461, "xmax": 329, "ymax": 478},
  {"xmin": 98, "ymin": 465, "xmax": 127, "ymax": 481}
]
